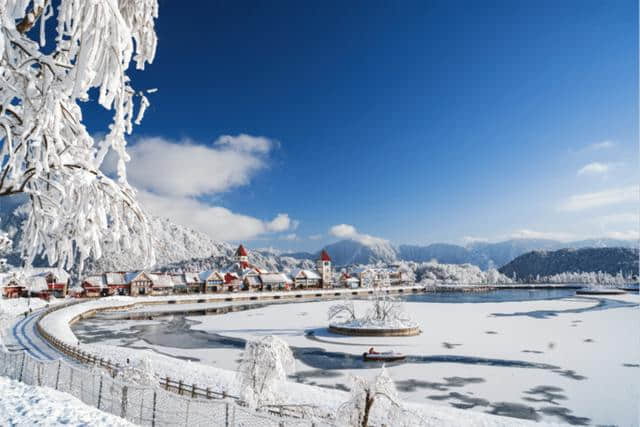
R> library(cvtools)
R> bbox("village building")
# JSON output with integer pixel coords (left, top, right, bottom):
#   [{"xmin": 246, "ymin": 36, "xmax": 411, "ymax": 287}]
[
  {"xmin": 200, "ymin": 270, "xmax": 225, "ymax": 293},
  {"xmin": 105, "ymin": 272, "xmax": 128, "ymax": 295},
  {"xmin": 184, "ymin": 272, "xmax": 203, "ymax": 293},
  {"xmin": 339, "ymin": 273, "xmax": 360, "ymax": 289},
  {"xmin": 82, "ymin": 275, "xmax": 108, "ymax": 297},
  {"xmin": 148, "ymin": 273, "xmax": 174, "ymax": 295},
  {"xmin": 317, "ymin": 250, "xmax": 333, "ymax": 288},
  {"xmin": 39, "ymin": 269, "xmax": 70, "ymax": 297},
  {"xmin": 1, "ymin": 275, "xmax": 25, "ymax": 298},
  {"xmin": 290, "ymin": 269, "xmax": 322, "ymax": 288},
  {"xmin": 350, "ymin": 267, "xmax": 391, "ymax": 288},
  {"xmin": 170, "ymin": 273, "xmax": 188, "ymax": 293},
  {"xmin": 259, "ymin": 273, "xmax": 292, "ymax": 291}
]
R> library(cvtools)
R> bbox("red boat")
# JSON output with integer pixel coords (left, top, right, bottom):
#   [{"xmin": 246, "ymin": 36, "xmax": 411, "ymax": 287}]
[{"xmin": 362, "ymin": 351, "xmax": 406, "ymax": 362}]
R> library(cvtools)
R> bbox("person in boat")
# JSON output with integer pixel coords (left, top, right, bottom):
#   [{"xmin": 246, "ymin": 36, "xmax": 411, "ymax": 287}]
[{"xmin": 368, "ymin": 347, "xmax": 379, "ymax": 355}]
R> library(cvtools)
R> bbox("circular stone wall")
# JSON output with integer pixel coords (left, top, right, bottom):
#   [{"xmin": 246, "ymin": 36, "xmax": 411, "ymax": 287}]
[{"xmin": 328, "ymin": 324, "xmax": 421, "ymax": 336}]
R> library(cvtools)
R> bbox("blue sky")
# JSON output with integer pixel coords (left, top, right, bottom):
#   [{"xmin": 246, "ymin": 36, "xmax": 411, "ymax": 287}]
[{"xmin": 89, "ymin": 0, "xmax": 638, "ymax": 251}]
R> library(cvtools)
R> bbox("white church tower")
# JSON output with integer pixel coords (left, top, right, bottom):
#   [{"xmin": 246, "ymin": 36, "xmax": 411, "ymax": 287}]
[{"xmin": 317, "ymin": 250, "xmax": 333, "ymax": 288}]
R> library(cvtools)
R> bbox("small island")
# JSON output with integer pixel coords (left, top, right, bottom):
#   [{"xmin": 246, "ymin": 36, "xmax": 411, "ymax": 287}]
[{"xmin": 328, "ymin": 290, "xmax": 421, "ymax": 336}]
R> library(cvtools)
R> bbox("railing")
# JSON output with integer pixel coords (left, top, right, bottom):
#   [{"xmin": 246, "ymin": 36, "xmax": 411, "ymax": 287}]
[{"xmin": 0, "ymin": 347, "xmax": 323, "ymax": 426}]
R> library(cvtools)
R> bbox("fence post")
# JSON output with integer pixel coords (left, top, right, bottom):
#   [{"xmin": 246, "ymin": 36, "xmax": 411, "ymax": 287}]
[
  {"xmin": 191, "ymin": 383, "xmax": 196, "ymax": 398},
  {"xmin": 206, "ymin": 387, "xmax": 211, "ymax": 399},
  {"xmin": 165, "ymin": 377, "xmax": 170, "ymax": 390},
  {"xmin": 97, "ymin": 376, "xmax": 103, "ymax": 409},
  {"xmin": 55, "ymin": 360, "xmax": 61, "ymax": 389},
  {"xmin": 151, "ymin": 390, "xmax": 157, "ymax": 427},
  {"xmin": 178, "ymin": 379, "xmax": 183, "ymax": 395},
  {"xmin": 37, "ymin": 362, "xmax": 42, "ymax": 386},
  {"xmin": 225, "ymin": 403, "xmax": 229, "ymax": 427},
  {"xmin": 18, "ymin": 352, "xmax": 25, "ymax": 382},
  {"xmin": 121, "ymin": 385, "xmax": 128, "ymax": 418}
]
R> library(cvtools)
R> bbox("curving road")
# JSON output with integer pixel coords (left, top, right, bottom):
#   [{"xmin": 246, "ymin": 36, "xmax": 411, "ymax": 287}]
[{"xmin": 6, "ymin": 308, "xmax": 67, "ymax": 362}]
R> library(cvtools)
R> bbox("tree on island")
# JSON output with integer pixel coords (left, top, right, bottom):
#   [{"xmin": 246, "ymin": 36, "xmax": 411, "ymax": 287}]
[
  {"xmin": 235, "ymin": 335, "xmax": 296, "ymax": 409},
  {"xmin": 329, "ymin": 289, "xmax": 414, "ymax": 328},
  {"xmin": 0, "ymin": 1, "xmax": 159, "ymax": 271}
]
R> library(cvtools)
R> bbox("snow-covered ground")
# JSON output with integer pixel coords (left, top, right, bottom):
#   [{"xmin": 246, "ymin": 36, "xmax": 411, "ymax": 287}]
[
  {"xmin": 67, "ymin": 291, "xmax": 639, "ymax": 426},
  {"xmin": 0, "ymin": 376, "xmax": 134, "ymax": 426}
]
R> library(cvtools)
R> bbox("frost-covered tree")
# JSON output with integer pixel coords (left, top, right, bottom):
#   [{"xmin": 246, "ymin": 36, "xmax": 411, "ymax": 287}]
[
  {"xmin": 0, "ymin": 230, "xmax": 11, "ymax": 271},
  {"xmin": 328, "ymin": 300, "xmax": 357, "ymax": 323},
  {"xmin": 366, "ymin": 289, "xmax": 407, "ymax": 325},
  {"xmin": 338, "ymin": 367, "xmax": 418, "ymax": 427},
  {"xmin": 0, "ymin": 1, "xmax": 159, "ymax": 271},
  {"xmin": 235, "ymin": 335, "xmax": 295, "ymax": 409}
]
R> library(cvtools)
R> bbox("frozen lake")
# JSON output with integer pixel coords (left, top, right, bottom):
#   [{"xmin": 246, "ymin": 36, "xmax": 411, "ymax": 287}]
[{"xmin": 72, "ymin": 289, "xmax": 639, "ymax": 426}]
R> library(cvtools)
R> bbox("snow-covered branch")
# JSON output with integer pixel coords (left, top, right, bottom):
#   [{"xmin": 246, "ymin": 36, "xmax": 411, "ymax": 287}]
[{"xmin": 0, "ymin": 0, "xmax": 159, "ymax": 271}]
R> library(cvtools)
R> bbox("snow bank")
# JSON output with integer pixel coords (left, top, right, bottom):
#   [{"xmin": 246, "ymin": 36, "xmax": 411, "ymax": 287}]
[{"xmin": 0, "ymin": 376, "xmax": 133, "ymax": 426}]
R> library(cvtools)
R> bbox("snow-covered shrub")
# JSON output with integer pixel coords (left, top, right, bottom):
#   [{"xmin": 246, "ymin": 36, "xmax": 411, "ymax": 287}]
[
  {"xmin": 235, "ymin": 335, "xmax": 295, "ymax": 409},
  {"xmin": 117, "ymin": 357, "xmax": 157, "ymax": 386},
  {"xmin": 337, "ymin": 367, "xmax": 420, "ymax": 427}
]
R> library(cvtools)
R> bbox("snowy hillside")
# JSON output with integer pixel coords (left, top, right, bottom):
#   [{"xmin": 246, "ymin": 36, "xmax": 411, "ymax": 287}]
[
  {"xmin": 312, "ymin": 238, "xmax": 398, "ymax": 266},
  {"xmin": 0, "ymin": 200, "xmax": 311, "ymax": 275}
]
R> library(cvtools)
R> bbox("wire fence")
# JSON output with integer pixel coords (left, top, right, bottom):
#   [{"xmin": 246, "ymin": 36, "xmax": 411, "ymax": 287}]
[{"xmin": 0, "ymin": 348, "xmax": 335, "ymax": 426}]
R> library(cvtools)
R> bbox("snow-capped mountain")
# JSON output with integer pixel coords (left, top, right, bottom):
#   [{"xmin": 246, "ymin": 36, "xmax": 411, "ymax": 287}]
[
  {"xmin": 316, "ymin": 238, "xmax": 398, "ymax": 266},
  {"xmin": 499, "ymin": 247, "xmax": 639, "ymax": 279}
]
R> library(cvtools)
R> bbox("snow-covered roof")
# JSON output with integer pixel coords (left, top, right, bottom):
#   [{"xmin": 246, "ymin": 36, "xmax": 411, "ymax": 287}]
[
  {"xmin": 235, "ymin": 244, "xmax": 248, "ymax": 257},
  {"xmin": 105, "ymin": 272, "xmax": 126, "ymax": 285},
  {"xmin": 244, "ymin": 275, "xmax": 261, "ymax": 286},
  {"xmin": 290, "ymin": 269, "xmax": 321, "ymax": 280},
  {"xmin": 35, "ymin": 268, "xmax": 70, "ymax": 283},
  {"xmin": 319, "ymin": 250, "xmax": 331, "ymax": 262},
  {"xmin": 83, "ymin": 275, "xmax": 107, "ymax": 289},
  {"xmin": 125, "ymin": 271, "xmax": 152, "ymax": 283},
  {"xmin": 30, "ymin": 276, "xmax": 48, "ymax": 292},
  {"xmin": 150, "ymin": 274, "xmax": 173, "ymax": 288},
  {"xmin": 170, "ymin": 274, "xmax": 186, "ymax": 286},
  {"xmin": 199, "ymin": 270, "xmax": 224, "ymax": 281},
  {"xmin": 259, "ymin": 273, "xmax": 289, "ymax": 284}
]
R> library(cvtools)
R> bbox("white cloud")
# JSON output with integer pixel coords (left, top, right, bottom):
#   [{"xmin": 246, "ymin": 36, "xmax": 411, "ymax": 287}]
[
  {"xmin": 103, "ymin": 134, "xmax": 299, "ymax": 241},
  {"xmin": 329, "ymin": 224, "xmax": 388, "ymax": 246},
  {"xmin": 602, "ymin": 230, "xmax": 639, "ymax": 240},
  {"xmin": 309, "ymin": 234, "xmax": 323, "ymax": 240},
  {"xmin": 214, "ymin": 134, "xmax": 275, "ymax": 154},
  {"xmin": 122, "ymin": 136, "xmax": 272, "ymax": 197},
  {"xmin": 509, "ymin": 229, "xmax": 576, "ymax": 241},
  {"xmin": 266, "ymin": 214, "xmax": 297, "ymax": 232},
  {"xmin": 587, "ymin": 140, "xmax": 616, "ymax": 150},
  {"xmin": 558, "ymin": 186, "xmax": 638, "ymax": 211},
  {"xmin": 138, "ymin": 191, "xmax": 295, "ymax": 241},
  {"xmin": 279, "ymin": 233, "xmax": 298, "ymax": 241},
  {"xmin": 577, "ymin": 162, "xmax": 610, "ymax": 176}
]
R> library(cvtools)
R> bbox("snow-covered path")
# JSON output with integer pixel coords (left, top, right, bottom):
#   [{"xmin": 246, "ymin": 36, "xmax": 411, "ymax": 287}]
[{"xmin": 7, "ymin": 308, "xmax": 66, "ymax": 361}]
